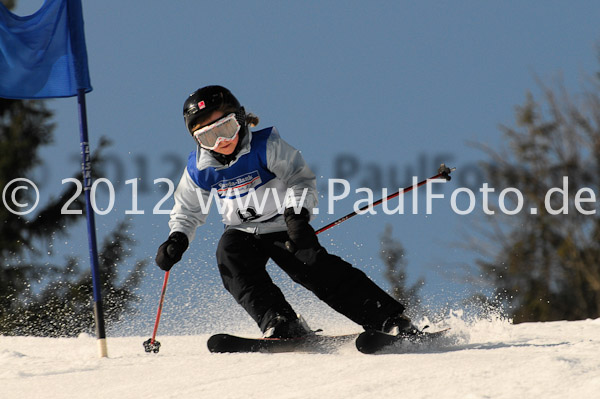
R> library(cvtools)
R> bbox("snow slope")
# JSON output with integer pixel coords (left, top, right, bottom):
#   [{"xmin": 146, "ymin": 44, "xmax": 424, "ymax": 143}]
[{"xmin": 2, "ymin": 316, "xmax": 599, "ymax": 399}]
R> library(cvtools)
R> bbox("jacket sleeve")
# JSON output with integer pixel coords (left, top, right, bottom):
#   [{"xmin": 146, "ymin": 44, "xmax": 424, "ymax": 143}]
[
  {"xmin": 168, "ymin": 169, "xmax": 210, "ymax": 242},
  {"xmin": 266, "ymin": 128, "xmax": 318, "ymax": 215}
]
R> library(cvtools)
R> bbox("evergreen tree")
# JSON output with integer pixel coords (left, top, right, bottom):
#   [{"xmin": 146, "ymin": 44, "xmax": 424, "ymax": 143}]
[
  {"xmin": 0, "ymin": 97, "xmax": 147, "ymax": 336},
  {"xmin": 476, "ymin": 70, "xmax": 600, "ymax": 322}
]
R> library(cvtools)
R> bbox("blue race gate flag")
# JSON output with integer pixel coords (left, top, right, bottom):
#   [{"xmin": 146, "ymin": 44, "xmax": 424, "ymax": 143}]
[
  {"xmin": 0, "ymin": 0, "xmax": 92, "ymax": 99},
  {"xmin": 1, "ymin": 0, "xmax": 106, "ymax": 357}
]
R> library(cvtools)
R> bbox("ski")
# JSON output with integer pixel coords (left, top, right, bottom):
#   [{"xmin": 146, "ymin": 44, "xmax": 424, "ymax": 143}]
[
  {"xmin": 355, "ymin": 328, "xmax": 450, "ymax": 354},
  {"xmin": 207, "ymin": 332, "xmax": 359, "ymax": 353}
]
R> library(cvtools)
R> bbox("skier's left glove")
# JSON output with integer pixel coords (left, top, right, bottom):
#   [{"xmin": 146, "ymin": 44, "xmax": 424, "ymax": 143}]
[
  {"xmin": 284, "ymin": 208, "xmax": 327, "ymax": 265},
  {"xmin": 284, "ymin": 207, "xmax": 319, "ymax": 252},
  {"xmin": 155, "ymin": 232, "xmax": 189, "ymax": 271}
]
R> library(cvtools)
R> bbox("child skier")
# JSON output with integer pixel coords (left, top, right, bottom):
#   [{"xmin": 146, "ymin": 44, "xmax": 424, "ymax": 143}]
[{"xmin": 155, "ymin": 85, "xmax": 421, "ymax": 338}]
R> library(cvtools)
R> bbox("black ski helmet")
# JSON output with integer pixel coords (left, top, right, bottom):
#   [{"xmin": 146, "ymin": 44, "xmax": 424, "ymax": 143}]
[{"xmin": 183, "ymin": 85, "xmax": 242, "ymax": 134}]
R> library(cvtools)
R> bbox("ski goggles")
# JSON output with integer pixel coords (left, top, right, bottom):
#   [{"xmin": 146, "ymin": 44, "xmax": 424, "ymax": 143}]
[{"xmin": 192, "ymin": 112, "xmax": 241, "ymax": 150}]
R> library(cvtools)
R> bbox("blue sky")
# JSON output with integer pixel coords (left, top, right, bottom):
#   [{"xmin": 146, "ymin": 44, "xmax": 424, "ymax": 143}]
[{"xmin": 11, "ymin": 1, "xmax": 600, "ymax": 333}]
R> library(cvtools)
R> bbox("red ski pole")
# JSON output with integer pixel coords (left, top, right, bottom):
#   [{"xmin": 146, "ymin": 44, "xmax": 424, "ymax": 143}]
[
  {"xmin": 143, "ymin": 270, "xmax": 170, "ymax": 353},
  {"xmin": 315, "ymin": 164, "xmax": 455, "ymax": 235}
]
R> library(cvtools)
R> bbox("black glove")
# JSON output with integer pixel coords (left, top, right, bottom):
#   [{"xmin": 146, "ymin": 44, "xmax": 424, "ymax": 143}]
[
  {"xmin": 284, "ymin": 207, "xmax": 319, "ymax": 252},
  {"xmin": 155, "ymin": 232, "xmax": 189, "ymax": 271}
]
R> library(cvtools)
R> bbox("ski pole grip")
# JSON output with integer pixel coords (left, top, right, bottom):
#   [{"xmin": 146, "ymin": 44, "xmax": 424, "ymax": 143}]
[{"xmin": 438, "ymin": 163, "xmax": 455, "ymax": 181}]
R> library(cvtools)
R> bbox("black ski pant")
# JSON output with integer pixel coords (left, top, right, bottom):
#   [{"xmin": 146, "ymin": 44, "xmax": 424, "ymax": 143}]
[{"xmin": 216, "ymin": 229, "xmax": 405, "ymax": 332}]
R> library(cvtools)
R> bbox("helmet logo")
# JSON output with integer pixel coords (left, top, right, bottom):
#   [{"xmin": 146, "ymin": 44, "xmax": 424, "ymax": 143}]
[{"xmin": 198, "ymin": 101, "xmax": 206, "ymax": 110}]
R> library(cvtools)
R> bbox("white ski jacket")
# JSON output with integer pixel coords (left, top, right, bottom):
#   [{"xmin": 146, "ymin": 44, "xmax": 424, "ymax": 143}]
[{"xmin": 168, "ymin": 127, "xmax": 318, "ymax": 242}]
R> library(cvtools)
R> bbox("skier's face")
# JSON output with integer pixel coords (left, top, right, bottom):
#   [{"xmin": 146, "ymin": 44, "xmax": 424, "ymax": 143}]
[{"xmin": 194, "ymin": 110, "xmax": 240, "ymax": 155}]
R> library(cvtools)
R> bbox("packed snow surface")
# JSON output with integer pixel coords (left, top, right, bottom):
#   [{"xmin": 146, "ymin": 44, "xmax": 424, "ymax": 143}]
[{"xmin": 2, "ymin": 315, "xmax": 599, "ymax": 399}]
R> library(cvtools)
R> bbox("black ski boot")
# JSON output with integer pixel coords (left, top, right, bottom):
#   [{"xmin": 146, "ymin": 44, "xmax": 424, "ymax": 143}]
[
  {"xmin": 381, "ymin": 314, "xmax": 425, "ymax": 339},
  {"xmin": 263, "ymin": 314, "xmax": 312, "ymax": 339}
]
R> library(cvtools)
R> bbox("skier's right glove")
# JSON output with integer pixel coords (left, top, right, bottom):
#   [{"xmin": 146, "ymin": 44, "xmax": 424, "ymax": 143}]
[{"xmin": 155, "ymin": 232, "xmax": 189, "ymax": 271}]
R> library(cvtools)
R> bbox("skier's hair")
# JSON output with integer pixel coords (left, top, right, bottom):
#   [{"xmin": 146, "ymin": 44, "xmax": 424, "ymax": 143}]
[{"xmin": 245, "ymin": 112, "xmax": 259, "ymax": 127}]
